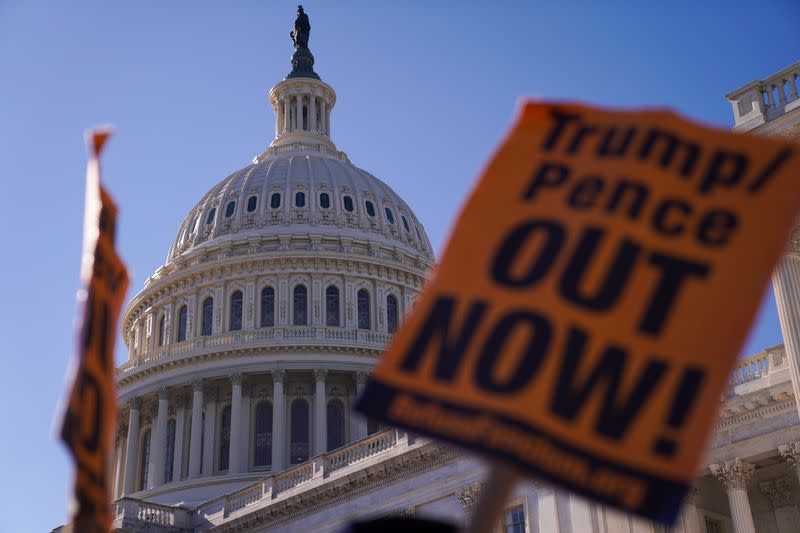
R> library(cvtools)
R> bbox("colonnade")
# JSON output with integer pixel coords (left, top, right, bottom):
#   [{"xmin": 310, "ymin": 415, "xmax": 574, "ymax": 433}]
[
  {"xmin": 274, "ymin": 91, "xmax": 330, "ymax": 137},
  {"xmin": 115, "ymin": 369, "xmax": 369, "ymax": 497}
]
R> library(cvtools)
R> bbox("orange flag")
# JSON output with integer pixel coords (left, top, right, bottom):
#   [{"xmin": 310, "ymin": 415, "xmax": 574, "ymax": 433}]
[{"xmin": 60, "ymin": 129, "xmax": 129, "ymax": 533}]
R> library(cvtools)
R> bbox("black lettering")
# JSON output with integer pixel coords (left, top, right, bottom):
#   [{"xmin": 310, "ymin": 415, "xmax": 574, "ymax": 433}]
[
  {"xmin": 550, "ymin": 326, "xmax": 669, "ymax": 439},
  {"xmin": 567, "ymin": 177, "xmax": 604, "ymax": 209},
  {"xmin": 566, "ymin": 125, "xmax": 599, "ymax": 154},
  {"xmin": 696, "ymin": 209, "xmax": 738, "ymax": 247},
  {"xmin": 491, "ymin": 220, "xmax": 565, "ymax": 287},
  {"xmin": 559, "ymin": 227, "xmax": 640, "ymax": 311},
  {"xmin": 605, "ymin": 179, "xmax": 649, "ymax": 219},
  {"xmin": 596, "ymin": 127, "xmax": 637, "ymax": 157},
  {"xmin": 637, "ymin": 129, "xmax": 700, "ymax": 177},
  {"xmin": 475, "ymin": 310, "xmax": 552, "ymax": 394},
  {"xmin": 748, "ymin": 148, "xmax": 794, "ymax": 192},
  {"xmin": 698, "ymin": 150, "xmax": 748, "ymax": 195},
  {"xmin": 523, "ymin": 162, "xmax": 570, "ymax": 201},
  {"xmin": 638, "ymin": 252, "xmax": 711, "ymax": 335},
  {"xmin": 651, "ymin": 198, "xmax": 691, "ymax": 237},
  {"xmin": 398, "ymin": 296, "xmax": 488, "ymax": 381},
  {"xmin": 541, "ymin": 110, "xmax": 582, "ymax": 151}
]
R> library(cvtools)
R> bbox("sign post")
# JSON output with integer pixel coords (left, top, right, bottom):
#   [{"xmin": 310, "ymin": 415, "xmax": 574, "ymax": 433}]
[{"xmin": 357, "ymin": 102, "xmax": 800, "ymax": 526}]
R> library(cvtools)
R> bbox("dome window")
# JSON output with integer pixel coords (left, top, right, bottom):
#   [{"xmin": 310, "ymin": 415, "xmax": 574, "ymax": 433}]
[
  {"xmin": 293, "ymin": 285, "xmax": 308, "ymax": 325},
  {"xmin": 157, "ymin": 315, "xmax": 166, "ymax": 347},
  {"xmin": 295, "ymin": 191, "xmax": 306, "ymax": 208},
  {"xmin": 365, "ymin": 201, "xmax": 376, "ymax": 217},
  {"xmin": 253, "ymin": 401, "xmax": 272, "ymax": 467},
  {"xmin": 260, "ymin": 286, "xmax": 275, "ymax": 327},
  {"xmin": 358, "ymin": 289, "xmax": 371, "ymax": 330},
  {"xmin": 176, "ymin": 305, "xmax": 188, "ymax": 342},
  {"xmin": 219, "ymin": 405, "xmax": 232, "ymax": 471},
  {"xmin": 385, "ymin": 207, "xmax": 395, "ymax": 224},
  {"xmin": 319, "ymin": 192, "xmax": 330, "ymax": 209},
  {"xmin": 164, "ymin": 419, "xmax": 176, "ymax": 482},
  {"xmin": 270, "ymin": 193, "xmax": 281, "ymax": 209},
  {"xmin": 247, "ymin": 195, "xmax": 258, "ymax": 212},
  {"xmin": 290, "ymin": 399, "xmax": 310, "ymax": 464},
  {"xmin": 415, "ymin": 226, "xmax": 422, "ymax": 241},
  {"xmin": 225, "ymin": 201, "xmax": 236, "ymax": 218},
  {"xmin": 326, "ymin": 286, "xmax": 340, "ymax": 326},
  {"xmin": 229, "ymin": 290, "xmax": 243, "ymax": 331},
  {"xmin": 343, "ymin": 195, "xmax": 354, "ymax": 212},
  {"xmin": 387, "ymin": 295, "xmax": 399, "ymax": 334},
  {"xmin": 206, "ymin": 208, "xmax": 216, "ymax": 225},
  {"xmin": 401, "ymin": 215, "xmax": 410, "ymax": 232},
  {"xmin": 201, "ymin": 297, "xmax": 214, "ymax": 336}
]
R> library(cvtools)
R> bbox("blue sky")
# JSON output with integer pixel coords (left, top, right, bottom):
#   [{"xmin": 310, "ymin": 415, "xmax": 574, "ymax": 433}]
[{"xmin": 0, "ymin": 1, "xmax": 798, "ymax": 531}]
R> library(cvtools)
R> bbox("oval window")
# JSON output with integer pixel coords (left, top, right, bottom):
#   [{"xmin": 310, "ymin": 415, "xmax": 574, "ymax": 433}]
[
  {"xmin": 343, "ymin": 195, "xmax": 354, "ymax": 212},
  {"xmin": 247, "ymin": 196, "xmax": 257, "ymax": 212},
  {"xmin": 270, "ymin": 193, "xmax": 281, "ymax": 209},
  {"xmin": 401, "ymin": 215, "xmax": 410, "ymax": 232},
  {"xmin": 206, "ymin": 207, "xmax": 216, "ymax": 225},
  {"xmin": 295, "ymin": 191, "xmax": 306, "ymax": 208},
  {"xmin": 365, "ymin": 201, "xmax": 376, "ymax": 217},
  {"xmin": 320, "ymin": 192, "xmax": 330, "ymax": 209},
  {"xmin": 225, "ymin": 201, "xmax": 236, "ymax": 218},
  {"xmin": 385, "ymin": 207, "xmax": 395, "ymax": 224}
]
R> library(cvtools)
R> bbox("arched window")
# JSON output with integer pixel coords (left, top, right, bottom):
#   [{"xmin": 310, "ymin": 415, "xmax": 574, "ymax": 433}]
[
  {"xmin": 343, "ymin": 195, "xmax": 354, "ymax": 212},
  {"xmin": 253, "ymin": 401, "xmax": 272, "ymax": 468},
  {"xmin": 206, "ymin": 207, "xmax": 216, "ymax": 225},
  {"xmin": 365, "ymin": 201, "xmax": 376, "ymax": 217},
  {"xmin": 139, "ymin": 428, "xmax": 151, "ymax": 490},
  {"xmin": 157, "ymin": 315, "xmax": 166, "ymax": 346},
  {"xmin": 327, "ymin": 400, "xmax": 345, "ymax": 451},
  {"xmin": 219, "ymin": 405, "xmax": 231, "ymax": 471},
  {"xmin": 357, "ymin": 289, "xmax": 371, "ymax": 330},
  {"xmin": 247, "ymin": 195, "xmax": 258, "ymax": 212},
  {"xmin": 177, "ymin": 305, "xmax": 188, "ymax": 342},
  {"xmin": 201, "ymin": 297, "xmax": 213, "ymax": 336},
  {"xmin": 325, "ymin": 286, "xmax": 340, "ymax": 327},
  {"xmin": 225, "ymin": 200, "xmax": 236, "ymax": 218},
  {"xmin": 164, "ymin": 419, "xmax": 176, "ymax": 483},
  {"xmin": 295, "ymin": 191, "xmax": 306, "ymax": 207},
  {"xmin": 384, "ymin": 207, "xmax": 395, "ymax": 224},
  {"xmin": 319, "ymin": 192, "xmax": 330, "ymax": 209},
  {"xmin": 270, "ymin": 193, "xmax": 281, "ymax": 209},
  {"xmin": 293, "ymin": 285, "xmax": 308, "ymax": 326},
  {"xmin": 229, "ymin": 290, "xmax": 243, "ymax": 331},
  {"xmin": 260, "ymin": 286, "xmax": 275, "ymax": 327},
  {"xmin": 387, "ymin": 295, "xmax": 399, "ymax": 334},
  {"xmin": 290, "ymin": 399, "xmax": 309, "ymax": 464}
]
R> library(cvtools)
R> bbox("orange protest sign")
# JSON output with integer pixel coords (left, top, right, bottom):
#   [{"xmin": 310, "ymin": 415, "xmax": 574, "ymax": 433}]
[
  {"xmin": 356, "ymin": 102, "xmax": 800, "ymax": 524},
  {"xmin": 61, "ymin": 129, "xmax": 128, "ymax": 533}
]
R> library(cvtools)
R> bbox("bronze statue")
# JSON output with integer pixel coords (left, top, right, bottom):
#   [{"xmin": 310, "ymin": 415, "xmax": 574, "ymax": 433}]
[{"xmin": 290, "ymin": 5, "xmax": 310, "ymax": 49}]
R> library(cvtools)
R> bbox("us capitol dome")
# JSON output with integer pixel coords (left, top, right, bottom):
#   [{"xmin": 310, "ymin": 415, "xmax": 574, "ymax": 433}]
[{"xmin": 110, "ymin": 7, "xmax": 433, "ymax": 512}]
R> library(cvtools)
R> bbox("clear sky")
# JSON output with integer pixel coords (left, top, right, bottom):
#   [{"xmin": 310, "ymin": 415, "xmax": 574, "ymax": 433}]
[{"xmin": 1, "ymin": 1, "xmax": 798, "ymax": 531}]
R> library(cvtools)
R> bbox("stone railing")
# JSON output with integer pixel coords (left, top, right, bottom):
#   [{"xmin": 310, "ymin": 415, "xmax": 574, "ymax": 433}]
[
  {"xmin": 113, "ymin": 497, "xmax": 191, "ymax": 529},
  {"xmin": 326, "ymin": 428, "xmax": 397, "ymax": 473},
  {"xmin": 729, "ymin": 346, "xmax": 788, "ymax": 387},
  {"xmin": 256, "ymin": 141, "xmax": 350, "ymax": 163},
  {"xmin": 211, "ymin": 428, "xmax": 411, "ymax": 520},
  {"xmin": 726, "ymin": 61, "xmax": 800, "ymax": 129},
  {"xmin": 118, "ymin": 326, "xmax": 392, "ymax": 375}
]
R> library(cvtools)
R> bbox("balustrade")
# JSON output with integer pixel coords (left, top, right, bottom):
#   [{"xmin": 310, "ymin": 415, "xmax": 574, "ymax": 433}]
[{"xmin": 730, "ymin": 348, "xmax": 787, "ymax": 386}]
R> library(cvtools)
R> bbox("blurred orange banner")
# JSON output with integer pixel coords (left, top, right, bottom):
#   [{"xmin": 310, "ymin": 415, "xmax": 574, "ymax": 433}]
[
  {"xmin": 357, "ymin": 102, "xmax": 800, "ymax": 525},
  {"xmin": 60, "ymin": 129, "xmax": 128, "ymax": 533}
]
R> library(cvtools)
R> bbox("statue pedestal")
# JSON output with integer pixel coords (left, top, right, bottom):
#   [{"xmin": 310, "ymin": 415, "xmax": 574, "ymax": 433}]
[{"xmin": 287, "ymin": 47, "xmax": 319, "ymax": 79}]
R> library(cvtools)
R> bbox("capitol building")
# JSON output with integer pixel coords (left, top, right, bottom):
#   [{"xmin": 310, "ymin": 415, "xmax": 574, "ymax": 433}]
[{"xmin": 56, "ymin": 12, "xmax": 800, "ymax": 532}]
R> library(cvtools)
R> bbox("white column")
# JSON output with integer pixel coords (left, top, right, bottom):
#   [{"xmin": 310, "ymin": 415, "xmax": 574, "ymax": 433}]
[
  {"xmin": 274, "ymin": 100, "xmax": 281, "ymax": 138},
  {"xmin": 313, "ymin": 369, "xmax": 327, "ymax": 455},
  {"xmin": 272, "ymin": 370, "xmax": 286, "ymax": 471},
  {"xmin": 351, "ymin": 372, "xmax": 368, "ymax": 441},
  {"xmin": 676, "ymin": 488, "xmax": 703, "ymax": 533},
  {"xmin": 202, "ymin": 387, "xmax": 217, "ymax": 475},
  {"xmin": 772, "ymin": 250, "xmax": 800, "ymax": 415},
  {"xmin": 309, "ymin": 94, "xmax": 317, "ymax": 132},
  {"xmin": 760, "ymin": 478, "xmax": 795, "ymax": 533},
  {"xmin": 282, "ymin": 98, "xmax": 290, "ymax": 134},
  {"xmin": 710, "ymin": 458, "xmax": 756, "ymax": 533},
  {"xmin": 320, "ymin": 99, "xmax": 327, "ymax": 135},
  {"xmin": 148, "ymin": 388, "xmax": 169, "ymax": 488},
  {"xmin": 325, "ymin": 104, "xmax": 331, "ymax": 137},
  {"xmin": 113, "ymin": 431, "xmax": 125, "ymax": 498},
  {"xmin": 240, "ymin": 384, "xmax": 251, "ymax": 472},
  {"xmin": 229, "ymin": 373, "xmax": 243, "ymax": 473},
  {"xmin": 188, "ymin": 380, "xmax": 204, "ymax": 478},
  {"xmin": 535, "ymin": 484, "xmax": 560, "ymax": 533},
  {"xmin": 172, "ymin": 395, "xmax": 186, "ymax": 482},
  {"xmin": 295, "ymin": 94, "xmax": 302, "ymax": 131},
  {"xmin": 122, "ymin": 398, "xmax": 141, "ymax": 495}
]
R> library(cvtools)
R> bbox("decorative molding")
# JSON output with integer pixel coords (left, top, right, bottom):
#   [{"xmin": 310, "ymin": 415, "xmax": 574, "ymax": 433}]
[
  {"xmin": 272, "ymin": 369, "xmax": 287, "ymax": 383},
  {"xmin": 760, "ymin": 477, "xmax": 793, "ymax": 508},
  {"xmin": 355, "ymin": 372, "xmax": 369, "ymax": 386},
  {"xmin": 710, "ymin": 458, "xmax": 755, "ymax": 491},
  {"xmin": 192, "ymin": 379, "xmax": 204, "ymax": 393},
  {"xmin": 457, "ymin": 482, "xmax": 483, "ymax": 515},
  {"xmin": 128, "ymin": 397, "xmax": 142, "ymax": 411},
  {"xmin": 231, "ymin": 372, "xmax": 244, "ymax": 386},
  {"xmin": 158, "ymin": 387, "xmax": 170, "ymax": 401},
  {"xmin": 778, "ymin": 441, "xmax": 800, "ymax": 468},
  {"xmin": 313, "ymin": 369, "xmax": 328, "ymax": 381}
]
